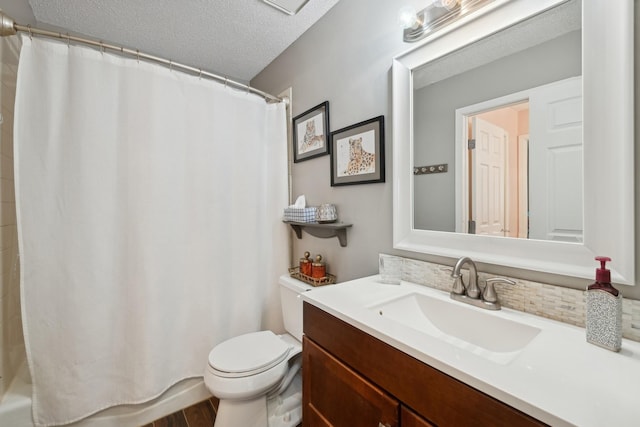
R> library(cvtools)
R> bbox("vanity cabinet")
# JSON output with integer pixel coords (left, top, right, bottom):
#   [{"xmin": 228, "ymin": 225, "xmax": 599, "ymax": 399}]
[
  {"xmin": 401, "ymin": 407, "xmax": 435, "ymax": 427},
  {"xmin": 302, "ymin": 303, "xmax": 546, "ymax": 427},
  {"xmin": 303, "ymin": 337, "xmax": 401, "ymax": 426},
  {"xmin": 304, "ymin": 337, "xmax": 433, "ymax": 427}
]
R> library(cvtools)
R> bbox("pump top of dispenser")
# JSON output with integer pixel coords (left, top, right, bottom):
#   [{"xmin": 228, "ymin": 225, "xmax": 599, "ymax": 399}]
[
  {"xmin": 588, "ymin": 256, "xmax": 619, "ymax": 296},
  {"xmin": 595, "ymin": 256, "xmax": 611, "ymax": 283}
]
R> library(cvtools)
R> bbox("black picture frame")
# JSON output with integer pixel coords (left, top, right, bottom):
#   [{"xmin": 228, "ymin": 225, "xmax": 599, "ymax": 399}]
[
  {"xmin": 330, "ymin": 116, "xmax": 385, "ymax": 186},
  {"xmin": 292, "ymin": 101, "xmax": 330, "ymax": 162}
]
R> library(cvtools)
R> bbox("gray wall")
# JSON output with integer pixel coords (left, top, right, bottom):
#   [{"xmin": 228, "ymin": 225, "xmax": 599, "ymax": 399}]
[
  {"xmin": 252, "ymin": 0, "xmax": 403, "ymax": 283},
  {"xmin": 413, "ymin": 30, "xmax": 581, "ymax": 231},
  {"xmin": 252, "ymin": 0, "xmax": 640, "ymax": 299}
]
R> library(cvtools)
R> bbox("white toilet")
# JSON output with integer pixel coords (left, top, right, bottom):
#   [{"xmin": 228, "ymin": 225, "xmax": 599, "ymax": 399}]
[{"xmin": 204, "ymin": 275, "xmax": 313, "ymax": 427}]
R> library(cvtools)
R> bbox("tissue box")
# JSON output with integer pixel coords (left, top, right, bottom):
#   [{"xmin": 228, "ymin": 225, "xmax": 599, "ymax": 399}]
[{"xmin": 284, "ymin": 207, "xmax": 317, "ymax": 223}]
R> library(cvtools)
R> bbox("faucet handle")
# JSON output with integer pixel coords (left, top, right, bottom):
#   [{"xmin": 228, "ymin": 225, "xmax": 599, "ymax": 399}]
[
  {"xmin": 451, "ymin": 274, "xmax": 466, "ymax": 295},
  {"xmin": 483, "ymin": 277, "xmax": 516, "ymax": 303}
]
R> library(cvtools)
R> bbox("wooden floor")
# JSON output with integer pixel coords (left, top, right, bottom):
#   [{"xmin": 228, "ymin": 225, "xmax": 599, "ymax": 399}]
[
  {"xmin": 141, "ymin": 397, "xmax": 219, "ymax": 427},
  {"xmin": 143, "ymin": 396, "xmax": 302, "ymax": 427}
]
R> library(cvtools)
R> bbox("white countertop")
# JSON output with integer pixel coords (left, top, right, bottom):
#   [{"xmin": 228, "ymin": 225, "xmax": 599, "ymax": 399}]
[{"xmin": 299, "ymin": 275, "xmax": 640, "ymax": 427}]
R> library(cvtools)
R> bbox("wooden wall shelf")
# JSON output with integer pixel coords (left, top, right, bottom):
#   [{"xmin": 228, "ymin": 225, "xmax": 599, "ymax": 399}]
[{"xmin": 283, "ymin": 221, "xmax": 352, "ymax": 247}]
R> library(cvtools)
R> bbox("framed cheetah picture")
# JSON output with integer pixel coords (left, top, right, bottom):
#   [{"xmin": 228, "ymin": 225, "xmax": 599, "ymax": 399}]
[
  {"xmin": 330, "ymin": 116, "xmax": 385, "ymax": 186},
  {"xmin": 292, "ymin": 101, "xmax": 330, "ymax": 162}
]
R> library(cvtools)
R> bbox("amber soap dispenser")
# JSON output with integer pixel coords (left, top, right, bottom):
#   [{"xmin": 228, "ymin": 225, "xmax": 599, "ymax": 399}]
[{"xmin": 585, "ymin": 256, "xmax": 622, "ymax": 352}]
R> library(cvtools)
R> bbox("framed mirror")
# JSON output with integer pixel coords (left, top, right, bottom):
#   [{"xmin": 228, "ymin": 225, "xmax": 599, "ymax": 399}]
[{"xmin": 392, "ymin": 0, "xmax": 634, "ymax": 284}]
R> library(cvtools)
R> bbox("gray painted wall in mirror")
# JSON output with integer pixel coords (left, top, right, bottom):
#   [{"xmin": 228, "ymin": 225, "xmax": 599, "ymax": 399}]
[
  {"xmin": 414, "ymin": 30, "xmax": 581, "ymax": 232},
  {"xmin": 251, "ymin": 0, "xmax": 640, "ymax": 299}
]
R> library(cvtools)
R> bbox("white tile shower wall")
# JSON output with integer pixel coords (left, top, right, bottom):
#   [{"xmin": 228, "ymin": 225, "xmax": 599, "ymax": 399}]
[
  {"xmin": 397, "ymin": 256, "xmax": 640, "ymax": 343},
  {"xmin": 0, "ymin": 35, "xmax": 22, "ymax": 400}
]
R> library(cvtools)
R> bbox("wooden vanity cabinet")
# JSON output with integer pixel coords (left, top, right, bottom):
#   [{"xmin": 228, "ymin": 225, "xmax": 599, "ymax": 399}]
[
  {"xmin": 302, "ymin": 303, "xmax": 546, "ymax": 427},
  {"xmin": 401, "ymin": 407, "xmax": 435, "ymax": 427},
  {"xmin": 303, "ymin": 337, "xmax": 400, "ymax": 426},
  {"xmin": 304, "ymin": 337, "xmax": 433, "ymax": 427}
]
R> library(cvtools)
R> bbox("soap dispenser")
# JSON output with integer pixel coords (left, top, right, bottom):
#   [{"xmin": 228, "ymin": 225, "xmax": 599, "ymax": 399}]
[{"xmin": 585, "ymin": 256, "xmax": 622, "ymax": 352}]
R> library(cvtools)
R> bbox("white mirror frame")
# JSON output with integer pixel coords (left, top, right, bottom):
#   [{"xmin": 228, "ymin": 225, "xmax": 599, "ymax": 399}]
[{"xmin": 392, "ymin": 0, "xmax": 635, "ymax": 284}]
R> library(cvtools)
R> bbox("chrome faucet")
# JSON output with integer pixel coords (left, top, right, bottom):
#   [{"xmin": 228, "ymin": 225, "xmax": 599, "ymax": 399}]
[
  {"xmin": 451, "ymin": 256, "xmax": 480, "ymax": 298},
  {"xmin": 450, "ymin": 256, "xmax": 515, "ymax": 310}
]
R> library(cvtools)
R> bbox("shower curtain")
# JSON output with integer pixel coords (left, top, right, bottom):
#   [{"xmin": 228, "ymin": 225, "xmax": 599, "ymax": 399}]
[{"xmin": 14, "ymin": 36, "xmax": 288, "ymax": 426}]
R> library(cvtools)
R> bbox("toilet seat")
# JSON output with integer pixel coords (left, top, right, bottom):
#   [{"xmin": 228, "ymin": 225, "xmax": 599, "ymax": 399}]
[{"xmin": 208, "ymin": 331, "xmax": 292, "ymax": 378}]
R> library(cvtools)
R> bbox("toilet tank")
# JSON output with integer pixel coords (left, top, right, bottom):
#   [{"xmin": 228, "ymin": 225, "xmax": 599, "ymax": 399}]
[{"xmin": 279, "ymin": 275, "xmax": 314, "ymax": 341}]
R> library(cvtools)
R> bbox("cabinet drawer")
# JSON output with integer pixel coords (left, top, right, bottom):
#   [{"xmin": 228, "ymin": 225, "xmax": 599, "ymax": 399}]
[
  {"xmin": 303, "ymin": 336, "xmax": 399, "ymax": 427},
  {"xmin": 304, "ymin": 303, "xmax": 546, "ymax": 427}
]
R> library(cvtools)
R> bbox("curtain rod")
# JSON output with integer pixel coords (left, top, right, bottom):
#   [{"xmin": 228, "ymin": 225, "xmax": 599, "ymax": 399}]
[{"xmin": 0, "ymin": 10, "xmax": 283, "ymax": 103}]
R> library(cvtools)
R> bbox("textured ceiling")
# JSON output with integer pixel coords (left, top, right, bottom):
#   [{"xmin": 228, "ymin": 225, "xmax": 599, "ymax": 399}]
[{"xmin": 25, "ymin": 0, "xmax": 340, "ymax": 82}]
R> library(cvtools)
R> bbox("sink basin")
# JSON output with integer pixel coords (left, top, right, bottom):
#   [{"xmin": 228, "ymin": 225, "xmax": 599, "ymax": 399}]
[{"xmin": 370, "ymin": 293, "xmax": 541, "ymax": 364}]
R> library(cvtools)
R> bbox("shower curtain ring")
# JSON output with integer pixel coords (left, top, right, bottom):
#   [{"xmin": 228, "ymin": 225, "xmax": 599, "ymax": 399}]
[
  {"xmin": 99, "ymin": 41, "xmax": 104, "ymax": 55},
  {"xmin": 66, "ymin": 33, "xmax": 70, "ymax": 47},
  {"xmin": 198, "ymin": 69, "xmax": 202, "ymax": 79},
  {"xmin": 224, "ymin": 77, "xmax": 228, "ymax": 88},
  {"xmin": 169, "ymin": 60, "xmax": 173, "ymax": 71},
  {"xmin": 27, "ymin": 25, "xmax": 33, "ymax": 40},
  {"xmin": 136, "ymin": 49, "xmax": 140, "ymax": 64}
]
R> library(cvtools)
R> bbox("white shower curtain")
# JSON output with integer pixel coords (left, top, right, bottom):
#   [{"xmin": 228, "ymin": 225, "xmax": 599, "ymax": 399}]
[{"xmin": 14, "ymin": 36, "xmax": 288, "ymax": 426}]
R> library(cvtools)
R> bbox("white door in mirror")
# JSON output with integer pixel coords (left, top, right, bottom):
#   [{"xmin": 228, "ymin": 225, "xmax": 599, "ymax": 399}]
[
  {"xmin": 471, "ymin": 117, "xmax": 507, "ymax": 237},
  {"xmin": 529, "ymin": 76, "xmax": 583, "ymax": 242}
]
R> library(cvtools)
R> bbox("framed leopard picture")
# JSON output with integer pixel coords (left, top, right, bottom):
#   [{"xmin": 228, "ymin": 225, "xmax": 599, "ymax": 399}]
[
  {"xmin": 330, "ymin": 116, "xmax": 385, "ymax": 186},
  {"xmin": 292, "ymin": 101, "xmax": 330, "ymax": 162}
]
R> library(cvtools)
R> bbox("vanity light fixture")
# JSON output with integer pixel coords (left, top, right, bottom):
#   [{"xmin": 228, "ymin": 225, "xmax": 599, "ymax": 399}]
[{"xmin": 401, "ymin": 0, "xmax": 495, "ymax": 42}]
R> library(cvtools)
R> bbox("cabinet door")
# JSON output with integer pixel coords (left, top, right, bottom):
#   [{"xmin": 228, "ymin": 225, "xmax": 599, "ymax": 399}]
[
  {"xmin": 303, "ymin": 336, "xmax": 399, "ymax": 427},
  {"xmin": 401, "ymin": 406, "xmax": 435, "ymax": 427}
]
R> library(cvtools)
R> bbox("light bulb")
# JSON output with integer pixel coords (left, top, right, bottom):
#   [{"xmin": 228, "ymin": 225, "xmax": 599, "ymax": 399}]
[
  {"xmin": 398, "ymin": 6, "xmax": 419, "ymax": 29},
  {"xmin": 433, "ymin": 0, "xmax": 460, "ymax": 11}
]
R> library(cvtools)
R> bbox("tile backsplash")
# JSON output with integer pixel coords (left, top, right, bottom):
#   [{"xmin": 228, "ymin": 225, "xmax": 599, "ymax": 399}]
[{"xmin": 397, "ymin": 256, "xmax": 640, "ymax": 343}]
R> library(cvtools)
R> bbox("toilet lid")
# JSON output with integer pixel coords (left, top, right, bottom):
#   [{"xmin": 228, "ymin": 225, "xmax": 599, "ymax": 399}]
[{"xmin": 208, "ymin": 331, "xmax": 291, "ymax": 376}]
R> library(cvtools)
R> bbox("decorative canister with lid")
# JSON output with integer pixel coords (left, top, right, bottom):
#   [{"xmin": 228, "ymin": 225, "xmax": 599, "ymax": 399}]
[
  {"xmin": 311, "ymin": 254, "xmax": 326, "ymax": 278},
  {"xmin": 299, "ymin": 251, "xmax": 312, "ymax": 276}
]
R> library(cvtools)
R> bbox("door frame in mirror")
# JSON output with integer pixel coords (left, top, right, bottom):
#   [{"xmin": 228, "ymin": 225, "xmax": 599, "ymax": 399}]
[
  {"xmin": 454, "ymin": 85, "xmax": 536, "ymax": 236},
  {"xmin": 392, "ymin": 0, "xmax": 634, "ymax": 284}
]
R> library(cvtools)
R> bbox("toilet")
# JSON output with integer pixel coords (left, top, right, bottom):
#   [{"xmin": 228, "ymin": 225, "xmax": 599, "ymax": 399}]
[{"xmin": 204, "ymin": 275, "xmax": 313, "ymax": 427}]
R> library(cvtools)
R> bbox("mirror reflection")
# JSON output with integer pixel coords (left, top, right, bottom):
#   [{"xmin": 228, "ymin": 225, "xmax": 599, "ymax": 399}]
[{"xmin": 412, "ymin": 1, "xmax": 582, "ymax": 242}]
